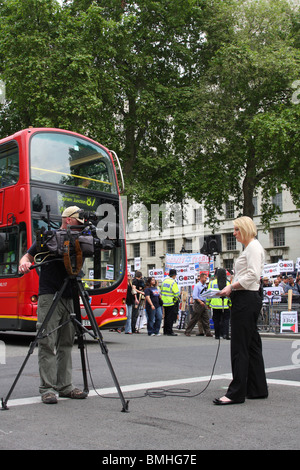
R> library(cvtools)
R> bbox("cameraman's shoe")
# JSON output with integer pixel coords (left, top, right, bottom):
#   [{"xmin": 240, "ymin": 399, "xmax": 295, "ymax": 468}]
[
  {"xmin": 42, "ymin": 392, "xmax": 58, "ymax": 404},
  {"xmin": 59, "ymin": 388, "xmax": 87, "ymax": 399}
]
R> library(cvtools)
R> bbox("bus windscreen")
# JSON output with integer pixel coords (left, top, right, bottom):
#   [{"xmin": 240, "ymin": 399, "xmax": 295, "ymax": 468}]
[{"xmin": 30, "ymin": 132, "xmax": 117, "ymax": 194}]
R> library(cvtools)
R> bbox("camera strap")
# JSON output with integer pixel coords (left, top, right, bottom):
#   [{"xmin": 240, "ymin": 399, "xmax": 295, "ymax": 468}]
[{"xmin": 63, "ymin": 238, "xmax": 83, "ymax": 276}]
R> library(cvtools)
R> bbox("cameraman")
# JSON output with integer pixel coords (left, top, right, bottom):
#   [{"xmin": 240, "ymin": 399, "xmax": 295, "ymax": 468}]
[{"xmin": 19, "ymin": 206, "xmax": 88, "ymax": 404}]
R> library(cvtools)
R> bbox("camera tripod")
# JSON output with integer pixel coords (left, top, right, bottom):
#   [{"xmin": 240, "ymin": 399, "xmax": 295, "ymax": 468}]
[{"xmin": 1, "ymin": 274, "xmax": 129, "ymax": 412}]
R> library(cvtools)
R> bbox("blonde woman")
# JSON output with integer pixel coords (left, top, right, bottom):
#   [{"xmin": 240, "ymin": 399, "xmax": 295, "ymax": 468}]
[{"xmin": 214, "ymin": 216, "xmax": 268, "ymax": 405}]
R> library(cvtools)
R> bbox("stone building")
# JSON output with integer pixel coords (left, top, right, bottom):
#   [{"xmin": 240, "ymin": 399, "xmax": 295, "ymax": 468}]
[{"xmin": 125, "ymin": 189, "xmax": 300, "ymax": 276}]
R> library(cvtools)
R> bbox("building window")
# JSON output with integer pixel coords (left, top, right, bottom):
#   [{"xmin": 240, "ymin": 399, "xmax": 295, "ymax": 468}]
[
  {"xmin": 183, "ymin": 238, "xmax": 193, "ymax": 253},
  {"xmin": 273, "ymin": 227, "xmax": 285, "ymax": 247},
  {"xmin": 272, "ymin": 193, "xmax": 282, "ymax": 211},
  {"xmin": 225, "ymin": 201, "xmax": 235, "ymax": 219},
  {"xmin": 133, "ymin": 243, "xmax": 140, "ymax": 258},
  {"xmin": 252, "ymin": 196, "xmax": 258, "ymax": 216},
  {"xmin": 148, "ymin": 241, "xmax": 156, "ymax": 257},
  {"xmin": 194, "ymin": 208, "xmax": 203, "ymax": 224},
  {"xmin": 226, "ymin": 233, "xmax": 236, "ymax": 251},
  {"xmin": 166, "ymin": 239, "xmax": 175, "ymax": 253},
  {"xmin": 270, "ymin": 255, "xmax": 281, "ymax": 263},
  {"xmin": 224, "ymin": 259, "xmax": 234, "ymax": 272}
]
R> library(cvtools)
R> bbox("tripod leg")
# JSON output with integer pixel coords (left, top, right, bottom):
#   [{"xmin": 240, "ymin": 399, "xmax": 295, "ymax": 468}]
[
  {"xmin": 1, "ymin": 278, "xmax": 70, "ymax": 410},
  {"xmin": 70, "ymin": 281, "xmax": 89, "ymax": 395},
  {"xmin": 77, "ymin": 279, "xmax": 129, "ymax": 412},
  {"xmin": 74, "ymin": 326, "xmax": 89, "ymax": 395},
  {"xmin": 1, "ymin": 343, "xmax": 35, "ymax": 410}
]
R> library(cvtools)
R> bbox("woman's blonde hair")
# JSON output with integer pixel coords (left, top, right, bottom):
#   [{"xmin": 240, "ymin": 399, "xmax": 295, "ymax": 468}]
[{"xmin": 233, "ymin": 216, "xmax": 257, "ymax": 241}]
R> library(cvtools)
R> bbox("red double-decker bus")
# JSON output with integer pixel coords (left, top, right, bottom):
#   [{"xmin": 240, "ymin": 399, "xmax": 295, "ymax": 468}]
[{"xmin": 0, "ymin": 128, "xmax": 127, "ymax": 331}]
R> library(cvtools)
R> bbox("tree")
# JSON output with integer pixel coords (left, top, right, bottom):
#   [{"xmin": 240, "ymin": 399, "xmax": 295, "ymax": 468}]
[
  {"xmin": 2, "ymin": 0, "xmax": 298, "ymax": 232},
  {"xmin": 77, "ymin": 0, "xmax": 206, "ymax": 208},
  {"xmin": 0, "ymin": 0, "xmax": 207, "ymax": 211},
  {"xmin": 0, "ymin": 0, "xmax": 103, "ymax": 135},
  {"xmin": 184, "ymin": 0, "xmax": 300, "ymax": 229}
]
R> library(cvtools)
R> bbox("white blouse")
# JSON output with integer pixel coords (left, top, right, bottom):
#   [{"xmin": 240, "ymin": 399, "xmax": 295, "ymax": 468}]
[{"xmin": 233, "ymin": 239, "xmax": 265, "ymax": 291}]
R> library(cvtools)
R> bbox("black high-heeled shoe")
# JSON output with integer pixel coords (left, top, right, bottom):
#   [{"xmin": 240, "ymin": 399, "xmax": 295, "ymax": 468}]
[{"xmin": 213, "ymin": 397, "xmax": 244, "ymax": 405}]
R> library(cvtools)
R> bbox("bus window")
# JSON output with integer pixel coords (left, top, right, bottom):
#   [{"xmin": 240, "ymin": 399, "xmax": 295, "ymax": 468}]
[
  {"xmin": 19, "ymin": 225, "xmax": 28, "ymax": 257},
  {"xmin": 0, "ymin": 226, "xmax": 19, "ymax": 276},
  {"xmin": 0, "ymin": 141, "xmax": 19, "ymax": 188},
  {"xmin": 30, "ymin": 132, "xmax": 117, "ymax": 194}
]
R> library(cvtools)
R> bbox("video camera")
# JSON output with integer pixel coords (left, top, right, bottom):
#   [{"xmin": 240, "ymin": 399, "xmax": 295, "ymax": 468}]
[{"xmin": 36, "ymin": 209, "xmax": 120, "ymax": 259}]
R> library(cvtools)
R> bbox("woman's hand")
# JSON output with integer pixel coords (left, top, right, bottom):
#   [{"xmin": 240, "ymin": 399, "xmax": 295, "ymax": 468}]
[{"xmin": 218, "ymin": 285, "xmax": 232, "ymax": 297}]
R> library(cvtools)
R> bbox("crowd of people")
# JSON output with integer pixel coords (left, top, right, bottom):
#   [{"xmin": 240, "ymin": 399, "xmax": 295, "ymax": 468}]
[
  {"xmin": 123, "ymin": 270, "xmax": 226, "ymax": 339},
  {"xmin": 124, "ymin": 269, "xmax": 180, "ymax": 336},
  {"xmin": 122, "ymin": 268, "xmax": 300, "ymax": 338},
  {"xmin": 124, "ymin": 269, "xmax": 212, "ymax": 337},
  {"xmin": 263, "ymin": 274, "xmax": 300, "ymax": 295}
]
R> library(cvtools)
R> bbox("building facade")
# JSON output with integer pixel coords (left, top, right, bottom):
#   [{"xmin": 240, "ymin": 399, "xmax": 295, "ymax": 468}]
[{"xmin": 125, "ymin": 189, "xmax": 300, "ymax": 276}]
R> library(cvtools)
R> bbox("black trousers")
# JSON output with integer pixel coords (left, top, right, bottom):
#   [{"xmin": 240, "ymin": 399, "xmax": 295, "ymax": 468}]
[
  {"xmin": 225, "ymin": 290, "xmax": 268, "ymax": 402},
  {"xmin": 212, "ymin": 307, "xmax": 230, "ymax": 338},
  {"xmin": 163, "ymin": 304, "xmax": 177, "ymax": 335}
]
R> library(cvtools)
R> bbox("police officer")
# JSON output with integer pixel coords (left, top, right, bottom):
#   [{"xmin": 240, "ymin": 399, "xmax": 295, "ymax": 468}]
[
  {"xmin": 161, "ymin": 269, "xmax": 180, "ymax": 336},
  {"xmin": 207, "ymin": 274, "xmax": 231, "ymax": 339}
]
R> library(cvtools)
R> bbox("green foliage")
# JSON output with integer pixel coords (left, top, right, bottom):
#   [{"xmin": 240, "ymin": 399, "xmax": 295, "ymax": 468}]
[
  {"xmin": 0, "ymin": 0, "xmax": 102, "ymax": 133},
  {"xmin": 0, "ymin": 0, "xmax": 206, "ymax": 208},
  {"xmin": 0, "ymin": 0, "xmax": 299, "ymax": 230},
  {"xmin": 184, "ymin": 0, "xmax": 300, "ymax": 229}
]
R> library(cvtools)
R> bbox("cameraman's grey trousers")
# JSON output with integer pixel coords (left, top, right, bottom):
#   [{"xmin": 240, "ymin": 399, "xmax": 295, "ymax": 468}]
[{"xmin": 36, "ymin": 294, "xmax": 75, "ymax": 397}]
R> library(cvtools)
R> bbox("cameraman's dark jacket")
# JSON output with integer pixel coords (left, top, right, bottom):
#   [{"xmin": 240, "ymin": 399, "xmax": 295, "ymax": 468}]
[{"xmin": 28, "ymin": 240, "xmax": 73, "ymax": 298}]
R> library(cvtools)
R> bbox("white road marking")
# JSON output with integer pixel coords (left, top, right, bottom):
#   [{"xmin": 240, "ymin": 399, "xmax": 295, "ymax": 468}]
[{"xmin": 2, "ymin": 364, "xmax": 300, "ymax": 408}]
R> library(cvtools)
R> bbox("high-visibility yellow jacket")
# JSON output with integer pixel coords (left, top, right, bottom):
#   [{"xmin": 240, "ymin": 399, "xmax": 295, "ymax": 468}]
[
  {"xmin": 161, "ymin": 277, "xmax": 180, "ymax": 307},
  {"xmin": 206, "ymin": 279, "xmax": 231, "ymax": 309}
]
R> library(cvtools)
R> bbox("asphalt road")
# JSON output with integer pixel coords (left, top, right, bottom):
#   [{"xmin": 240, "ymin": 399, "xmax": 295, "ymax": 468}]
[{"xmin": 0, "ymin": 327, "xmax": 299, "ymax": 453}]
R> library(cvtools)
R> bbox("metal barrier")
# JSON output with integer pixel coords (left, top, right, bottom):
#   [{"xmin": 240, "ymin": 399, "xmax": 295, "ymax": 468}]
[{"xmin": 258, "ymin": 295, "xmax": 300, "ymax": 334}]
